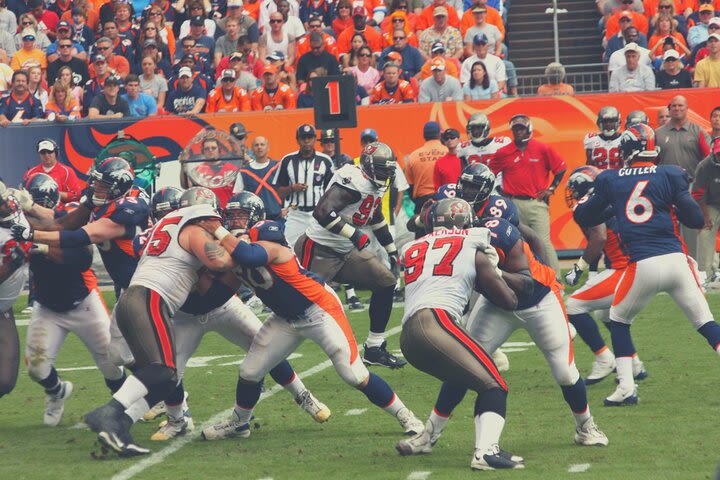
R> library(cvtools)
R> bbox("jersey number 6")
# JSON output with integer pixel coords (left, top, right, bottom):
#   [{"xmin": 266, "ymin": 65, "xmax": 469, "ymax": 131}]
[{"xmin": 625, "ymin": 180, "xmax": 653, "ymax": 224}]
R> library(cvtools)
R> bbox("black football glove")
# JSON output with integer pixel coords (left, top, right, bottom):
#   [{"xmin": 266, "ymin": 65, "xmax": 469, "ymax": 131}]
[{"xmin": 10, "ymin": 222, "xmax": 33, "ymax": 242}]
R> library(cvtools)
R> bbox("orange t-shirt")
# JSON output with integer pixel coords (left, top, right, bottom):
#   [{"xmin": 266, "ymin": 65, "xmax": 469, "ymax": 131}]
[
  {"xmin": 648, "ymin": 31, "xmax": 687, "ymax": 55},
  {"xmin": 242, "ymin": 1, "xmax": 260, "ymax": 21},
  {"xmin": 61, "ymin": 10, "xmax": 100, "ymax": 33},
  {"xmin": 605, "ymin": 10, "xmax": 649, "ymax": 39},
  {"xmin": 405, "ymin": 139, "xmax": 447, "ymax": 199},
  {"xmin": 206, "ymin": 86, "xmax": 251, "ymax": 112},
  {"xmin": 250, "ymin": 82, "xmax": 297, "ymax": 110},
  {"xmin": 10, "ymin": 49, "xmax": 47, "ymax": 71},
  {"xmin": 642, "ymin": 0, "xmax": 692, "ymax": 19},
  {"xmin": 537, "ymin": 83, "xmax": 575, "ymax": 96},
  {"xmin": 88, "ymin": 56, "xmax": 131, "ymax": 78},
  {"xmin": 415, "ymin": 3, "xmax": 460, "ymax": 31},
  {"xmin": 337, "ymin": 26, "xmax": 383, "ymax": 54},
  {"xmin": 460, "ymin": 5, "xmax": 505, "ymax": 37},
  {"xmin": 296, "ymin": 33, "xmax": 339, "ymax": 62},
  {"xmin": 369, "ymin": 79, "xmax": 415, "ymax": 104}
]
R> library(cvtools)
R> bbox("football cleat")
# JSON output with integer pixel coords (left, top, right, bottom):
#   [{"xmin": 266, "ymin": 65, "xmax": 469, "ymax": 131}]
[
  {"xmin": 201, "ymin": 411, "xmax": 251, "ymax": 441},
  {"xmin": 574, "ymin": 417, "xmax": 609, "ymax": 446},
  {"xmin": 86, "ymin": 399, "xmax": 149, "ymax": 457},
  {"xmin": 142, "ymin": 401, "xmax": 167, "ymax": 422},
  {"xmin": 396, "ymin": 419, "xmax": 434, "ymax": 456},
  {"xmin": 585, "ymin": 353, "xmax": 616, "ymax": 385},
  {"xmin": 44, "ymin": 381, "xmax": 73, "ymax": 427},
  {"xmin": 363, "ymin": 341, "xmax": 407, "ymax": 369},
  {"xmin": 492, "ymin": 348, "xmax": 510, "ymax": 372},
  {"xmin": 346, "ymin": 296, "xmax": 364, "ymax": 311},
  {"xmin": 396, "ymin": 407, "xmax": 424, "ymax": 435},
  {"xmin": 604, "ymin": 383, "xmax": 639, "ymax": 406},
  {"xmin": 471, "ymin": 445, "xmax": 525, "ymax": 470},
  {"xmin": 295, "ymin": 390, "xmax": 331, "ymax": 423},
  {"xmin": 633, "ymin": 358, "xmax": 648, "ymax": 381},
  {"xmin": 151, "ymin": 416, "xmax": 189, "ymax": 441}
]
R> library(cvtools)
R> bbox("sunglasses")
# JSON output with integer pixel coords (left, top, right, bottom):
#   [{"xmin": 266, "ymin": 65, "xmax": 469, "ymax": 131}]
[
  {"xmin": 270, "ymin": 19, "xmax": 283, "ymax": 23},
  {"xmin": 309, "ymin": 23, "xmax": 321, "ymax": 28},
  {"xmin": 59, "ymin": 44, "xmax": 72, "ymax": 48},
  {"xmin": 221, "ymin": 77, "xmax": 234, "ymax": 81},
  {"xmin": 659, "ymin": 4, "xmax": 671, "ymax": 8},
  {"xmin": 149, "ymin": 11, "xmax": 162, "ymax": 16},
  {"xmin": 392, "ymin": 18, "xmax": 403, "ymax": 22},
  {"xmin": 22, "ymin": 21, "xmax": 33, "ymax": 25},
  {"xmin": 190, "ymin": 5, "xmax": 203, "ymax": 10},
  {"xmin": 145, "ymin": 27, "xmax": 156, "ymax": 30},
  {"xmin": 359, "ymin": 52, "xmax": 371, "ymax": 57},
  {"xmin": 393, "ymin": 36, "xmax": 406, "ymax": 40}
]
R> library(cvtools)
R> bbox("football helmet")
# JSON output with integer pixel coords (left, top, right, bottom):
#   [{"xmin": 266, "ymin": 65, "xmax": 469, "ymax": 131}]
[
  {"xmin": 427, "ymin": 198, "xmax": 475, "ymax": 231},
  {"xmin": 565, "ymin": 165, "xmax": 601, "ymax": 207},
  {"xmin": 456, "ymin": 163, "xmax": 495, "ymax": 208},
  {"xmin": 0, "ymin": 194, "xmax": 21, "ymax": 227},
  {"xmin": 89, "ymin": 157, "xmax": 135, "ymax": 207},
  {"xmin": 23, "ymin": 173, "xmax": 60, "ymax": 209},
  {"xmin": 596, "ymin": 106, "xmax": 621, "ymax": 136},
  {"xmin": 150, "ymin": 186, "xmax": 184, "ymax": 221},
  {"xmin": 625, "ymin": 110, "xmax": 648, "ymax": 128},
  {"xmin": 619, "ymin": 123, "xmax": 659, "ymax": 164},
  {"xmin": 359, "ymin": 141, "xmax": 397, "ymax": 188},
  {"xmin": 224, "ymin": 191, "xmax": 266, "ymax": 234},
  {"xmin": 179, "ymin": 186, "xmax": 220, "ymax": 211},
  {"xmin": 466, "ymin": 113, "xmax": 490, "ymax": 143}
]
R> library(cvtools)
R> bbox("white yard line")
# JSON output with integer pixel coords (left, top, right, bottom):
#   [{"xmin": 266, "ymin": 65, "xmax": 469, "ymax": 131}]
[
  {"xmin": 568, "ymin": 463, "xmax": 591, "ymax": 473},
  {"xmin": 344, "ymin": 408, "xmax": 368, "ymax": 416},
  {"xmin": 406, "ymin": 471, "xmax": 432, "ymax": 480},
  {"xmin": 111, "ymin": 325, "xmax": 403, "ymax": 480}
]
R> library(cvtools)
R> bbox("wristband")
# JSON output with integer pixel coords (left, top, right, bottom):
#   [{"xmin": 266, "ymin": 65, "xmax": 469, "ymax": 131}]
[
  {"xmin": 384, "ymin": 243, "xmax": 397, "ymax": 255},
  {"xmin": 214, "ymin": 226, "xmax": 231, "ymax": 242},
  {"xmin": 576, "ymin": 257, "xmax": 589, "ymax": 271}
]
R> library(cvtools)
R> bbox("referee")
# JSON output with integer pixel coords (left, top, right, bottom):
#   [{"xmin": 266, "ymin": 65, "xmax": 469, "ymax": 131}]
[{"xmin": 275, "ymin": 124, "xmax": 335, "ymax": 248}]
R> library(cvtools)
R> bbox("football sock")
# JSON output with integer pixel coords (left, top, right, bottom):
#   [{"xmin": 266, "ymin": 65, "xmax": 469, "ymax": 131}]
[
  {"xmin": 270, "ymin": 362, "xmax": 306, "ymax": 397},
  {"xmin": 569, "ymin": 313, "xmax": 607, "ymax": 354},
  {"xmin": 166, "ymin": 402, "xmax": 183, "ymax": 420},
  {"xmin": 368, "ymin": 285, "xmax": 394, "ymax": 336},
  {"xmin": 561, "ymin": 379, "xmax": 591, "ymax": 426},
  {"xmin": 365, "ymin": 331, "xmax": 385, "ymax": 348},
  {"xmin": 361, "ymin": 373, "xmax": 404, "ymax": 415},
  {"xmin": 616, "ymin": 357, "xmax": 634, "ymax": 391},
  {"xmin": 113, "ymin": 375, "xmax": 150, "ymax": 409},
  {"xmin": 697, "ymin": 321, "xmax": 720, "ymax": 353},
  {"xmin": 434, "ymin": 382, "xmax": 467, "ymax": 417},
  {"xmin": 233, "ymin": 405, "xmax": 254, "ymax": 424},
  {"xmin": 104, "ymin": 370, "xmax": 127, "ymax": 394},
  {"xmin": 344, "ymin": 285, "xmax": 357, "ymax": 301},
  {"xmin": 124, "ymin": 398, "xmax": 150, "ymax": 423},
  {"xmin": 609, "ymin": 321, "xmax": 635, "ymax": 357},
  {"xmin": 38, "ymin": 367, "xmax": 61, "ymax": 395},
  {"xmin": 428, "ymin": 409, "xmax": 450, "ymax": 437},
  {"xmin": 474, "ymin": 412, "xmax": 505, "ymax": 452},
  {"xmin": 235, "ymin": 377, "xmax": 262, "ymax": 414}
]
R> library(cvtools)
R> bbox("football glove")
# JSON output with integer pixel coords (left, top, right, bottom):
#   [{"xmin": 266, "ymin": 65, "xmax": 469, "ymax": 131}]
[
  {"xmin": 564, "ymin": 257, "xmax": 589, "ymax": 286},
  {"xmin": 350, "ymin": 230, "xmax": 370, "ymax": 251},
  {"xmin": 388, "ymin": 250, "xmax": 400, "ymax": 277},
  {"xmin": 5, "ymin": 188, "xmax": 34, "ymax": 211},
  {"xmin": 10, "ymin": 222, "xmax": 33, "ymax": 242},
  {"xmin": 80, "ymin": 186, "xmax": 95, "ymax": 210}
]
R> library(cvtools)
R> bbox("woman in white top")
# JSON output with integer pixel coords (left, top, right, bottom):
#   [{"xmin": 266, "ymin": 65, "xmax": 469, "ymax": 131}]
[
  {"xmin": 178, "ymin": 1, "xmax": 217, "ymax": 39},
  {"xmin": 347, "ymin": 46, "xmax": 380, "ymax": 93},
  {"xmin": 27, "ymin": 65, "xmax": 49, "ymax": 109},
  {"xmin": 462, "ymin": 60, "xmax": 500, "ymax": 100},
  {"xmin": 258, "ymin": 12, "xmax": 296, "ymax": 65},
  {"xmin": 139, "ymin": 55, "xmax": 168, "ymax": 108}
]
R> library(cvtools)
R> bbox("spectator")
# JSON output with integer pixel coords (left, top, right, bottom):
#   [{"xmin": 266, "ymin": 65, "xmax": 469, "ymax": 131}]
[
  {"xmin": 14, "ymin": 14, "xmax": 50, "ymax": 52},
  {"xmin": 656, "ymin": 94, "xmax": 712, "ymax": 258},
  {"xmin": 432, "ymin": 128, "xmax": 462, "ymax": 189},
  {"xmin": 332, "ymin": 0, "xmax": 353, "ymax": 38},
  {"xmin": 296, "ymin": 68, "xmax": 319, "ymax": 108},
  {"xmin": 136, "ymin": 39, "xmax": 172, "ymax": 78},
  {"xmin": 298, "ymin": 14, "xmax": 340, "ymax": 61},
  {"xmin": 24, "ymin": 139, "xmax": 83, "ymax": 203},
  {"xmin": 83, "ymin": 54, "xmax": 113, "ymax": 113},
  {"xmin": 114, "ymin": 2, "xmax": 139, "ymax": 43},
  {"xmin": 0, "ymin": 63, "xmax": 11, "ymax": 93},
  {"xmin": 347, "ymin": 45, "xmax": 380, "ymax": 93},
  {"xmin": 418, "ymin": 41, "xmax": 460, "ymax": 79},
  {"xmin": 318, "ymin": 128, "xmax": 353, "ymax": 169},
  {"xmin": 0, "ymin": 0, "xmax": 17, "ymax": 35},
  {"xmin": 693, "ymin": 137, "xmax": 720, "ymax": 279},
  {"xmin": 179, "ymin": 1, "xmax": 218, "ymax": 39},
  {"xmin": 0, "ymin": 71, "xmax": 44, "ymax": 126},
  {"xmin": 89, "ymin": 36, "xmax": 130, "ymax": 79},
  {"xmin": 337, "ymin": 6, "xmax": 383, "ymax": 54},
  {"xmin": 656, "ymin": 49, "xmax": 693, "ymax": 88},
  {"xmin": 418, "ymin": 7, "xmax": 463, "ymax": 59},
  {"xmin": 10, "ymin": 28, "xmax": 47, "ymax": 72},
  {"xmin": 47, "ymin": 36, "xmax": 90, "ymax": 86},
  {"xmin": 180, "ymin": 135, "xmax": 238, "ymax": 206},
  {"xmin": 299, "ymin": 0, "xmax": 335, "ymax": 26},
  {"xmin": 171, "ymin": 54, "xmax": 213, "ymax": 91},
  {"xmin": 379, "ymin": 27, "xmax": 424, "ymax": 77},
  {"xmin": 606, "ymin": 25, "xmax": 648, "ymax": 64},
  {"xmin": 250, "ymin": 64, "xmax": 297, "ymax": 110},
  {"xmin": 88, "ymin": 74, "xmax": 130, "ymax": 118},
  {"xmin": 463, "ymin": 5, "xmax": 502, "ymax": 57},
  {"xmin": 341, "ymin": 32, "xmax": 369, "ymax": 69},
  {"xmin": 67, "ymin": 6, "xmax": 96, "ymax": 51},
  {"xmin": 139, "ymin": 55, "xmax": 168, "ymax": 107},
  {"xmin": 460, "ymin": 0, "xmax": 505, "ymax": 39},
  {"xmin": 184, "ymin": 15, "xmax": 216, "ymax": 64},
  {"xmin": 695, "ymin": 32, "xmax": 720, "ymax": 87},
  {"xmin": 405, "ymin": 121, "xmax": 446, "ymax": 213},
  {"xmin": 647, "ymin": 0, "xmax": 688, "ymax": 36},
  {"xmin": 462, "ymin": 60, "xmax": 499, "ymax": 99},
  {"xmin": 27, "ymin": 64, "xmax": 48, "ymax": 108},
  {"xmin": 241, "ymin": 0, "xmax": 262, "ymax": 22},
  {"xmin": 135, "ymin": 21, "xmax": 171, "ymax": 68},
  {"xmin": 56, "ymin": 65, "xmax": 83, "ymax": 105},
  {"xmin": 259, "ymin": 11, "xmax": 296, "ymax": 64},
  {"xmin": 489, "ymin": 114, "xmax": 566, "ymax": 274},
  {"xmin": 258, "ymin": 0, "xmax": 301, "ymax": 31},
  {"xmin": 225, "ymin": 51, "xmax": 258, "ymax": 91},
  {"xmin": 165, "ymin": 66, "xmax": 207, "ymax": 114},
  {"xmin": 48, "ymin": 0, "xmax": 73, "ymax": 23},
  {"xmin": 267, "ymin": 50, "xmax": 297, "ymax": 91},
  {"xmin": 28, "ymin": 0, "xmax": 60, "ymax": 40},
  {"xmin": 537, "ymin": 62, "xmax": 575, "ymax": 96},
  {"xmin": 370, "ymin": 62, "xmax": 415, "ymax": 104},
  {"xmin": 460, "ymin": 33, "xmax": 506, "ymax": 90},
  {"xmin": 657, "ymin": 106, "xmax": 671, "ymax": 126},
  {"xmin": 99, "ymin": 0, "xmax": 127, "ymax": 25},
  {"xmin": 605, "ymin": 0, "xmax": 649, "ymax": 40},
  {"xmin": 174, "ymin": 37, "xmax": 212, "ymax": 77},
  {"xmin": 99, "ymin": 21, "xmax": 135, "ymax": 67},
  {"xmin": 381, "ymin": 11, "xmax": 419, "ymax": 48},
  {"xmin": 206, "ymin": 68, "xmax": 251, "ymax": 112},
  {"xmin": 232, "ymin": 135, "xmax": 283, "ymax": 219},
  {"xmin": 0, "ymin": 23, "xmax": 15, "ymax": 64},
  {"xmin": 711, "ymin": 105, "xmax": 720, "ymax": 138},
  {"xmin": 418, "ymin": 57, "xmax": 462, "ymax": 102},
  {"xmin": 648, "ymin": 14, "xmax": 690, "ymax": 60},
  {"xmin": 267, "ymin": 0, "xmax": 306, "ymax": 40},
  {"xmin": 123, "ymin": 73, "xmax": 158, "ymax": 116},
  {"xmin": 608, "ymin": 42, "xmax": 655, "ymax": 92},
  {"xmin": 45, "ymin": 79, "xmax": 81, "ymax": 121},
  {"xmin": 215, "ymin": 17, "xmax": 247, "ymax": 64},
  {"xmin": 608, "ymin": 29, "xmax": 652, "ymax": 72},
  {"xmin": 296, "ymin": 31, "xmax": 340, "ymax": 81},
  {"xmin": 688, "ymin": 4, "xmax": 716, "ymax": 48},
  {"xmin": 46, "ymin": 21, "xmax": 87, "ymax": 63},
  {"xmin": 229, "ymin": 121, "xmax": 254, "ymax": 164},
  {"xmin": 145, "ymin": 5, "xmax": 176, "ymax": 58},
  {"xmin": 416, "ymin": 0, "xmax": 460, "ymax": 31}
]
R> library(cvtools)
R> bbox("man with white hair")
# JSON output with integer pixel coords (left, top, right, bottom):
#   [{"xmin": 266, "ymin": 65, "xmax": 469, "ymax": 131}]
[{"xmin": 608, "ymin": 42, "xmax": 654, "ymax": 92}]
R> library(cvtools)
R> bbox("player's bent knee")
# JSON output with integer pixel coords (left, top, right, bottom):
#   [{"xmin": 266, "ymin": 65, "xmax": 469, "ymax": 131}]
[
  {"xmin": 551, "ymin": 363, "xmax": 581, "ymax": 386},
  {"xmin": 565, "ymin": 298, "xmax": 587, "ymax": 315},
  {"xmin": 239, "ymin": 361, "xmax": 266, "ymax": 384},
  {"xmin": 25, "ymin": 356, "xmax": 51, "ymax": 382}
]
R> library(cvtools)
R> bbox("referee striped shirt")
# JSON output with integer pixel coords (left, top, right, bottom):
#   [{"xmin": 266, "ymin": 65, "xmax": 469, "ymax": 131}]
[{"xmin": 275, "ymin": 150, "xmax": 334, "ymax": 210}]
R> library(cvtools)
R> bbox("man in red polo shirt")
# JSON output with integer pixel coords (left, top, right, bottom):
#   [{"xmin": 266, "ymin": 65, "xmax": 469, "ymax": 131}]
[
  {"xmin": 433, "ymin": 128, "xmax": 462, "ymax": 189},
  {"xmin": 489, "ymin": 114, "xmax": 566, "ymax": 274},
  {"xmin": 23, "ymin": 139, "xmax": 83, "ymax": 204}
]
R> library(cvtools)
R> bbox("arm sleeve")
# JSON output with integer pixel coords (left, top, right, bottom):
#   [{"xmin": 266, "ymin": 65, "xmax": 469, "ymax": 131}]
[
  {"xmin": 573, "ymin": 176, "xmax": 610, "ymax": 227},
  {"xmin": 546, "ymin": 144, "xmax": 567, "ymax": 173},
  {"xmin": 230, "ymin": 240, "xmax": 269, "ymax": 267},
  {"xmin": 275, "ymin": 158, "xmax": 290, "ymax": 187}
]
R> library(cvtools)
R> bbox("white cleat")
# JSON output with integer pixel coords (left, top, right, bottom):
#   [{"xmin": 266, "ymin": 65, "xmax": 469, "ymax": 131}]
[
  {"xmin": 396, "ymin": 407, "xmax": 424, "ymax": 435},
  {"xmin": 151, "ymin": 416, "xmax": 188, "ymax": 441},
  {"xmin": 295, "ymin": 390, "xmax": 331, "ymax": 423},
  {"xmin": 44, "ymin": 381, "xmax": 73, "ymax": 427},
  {"xmin": 632, "ymin": 358, "xmax": 648, "ymax": 380},
  {"xmin": 142, "ymin": 401, "xmax": 167, "ymax": 422},
  {"xmin": 201, "ymin": 410, "xmax": 251, "ymax": 441},
  {"xmin": 574, "ymin": 417, "xmax": 609, "ymax": 446},
  {"xmin": 396, "ymin": 419, "xmax": 434, "ymax": 456},
  {"xmin": 604, "ymin": 383, "xmax": 639, "ymax": 406},
  {"xmin": 492, "ymin": 348, "xmax": 510, "ymax": 372},
  {"xmin": 471, "ymin": 444, "xmax": 525, "ymax": 470},
  {"xmin": 585, "ymin": 354, "xmax": 616, "ymax": 385}
]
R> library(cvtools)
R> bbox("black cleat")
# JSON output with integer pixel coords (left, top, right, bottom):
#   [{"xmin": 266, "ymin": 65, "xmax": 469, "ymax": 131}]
[
  {"xmin": 363, "ymin": 341, "xmax": 407, "ymax": 369},
  {"xmin": 85, "ymin": 399, "xmax": 126, "ymax": 434},
  {"xmin": 471, "ymin": 446, "xmax": 525, "ymax": 470},
  {"xmin": 86, "ymin": 399, "xmax": 149, "ymax": 458},
  {"xmin": 347, "ymin": 296, "xmax": 364, "ymax": 311}
]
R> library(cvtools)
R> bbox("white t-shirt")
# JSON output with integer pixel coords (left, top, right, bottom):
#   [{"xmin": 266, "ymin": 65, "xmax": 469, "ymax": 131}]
[{"xmin": 608, "ymin": 46, "xmax": 652, "ymax": 72}]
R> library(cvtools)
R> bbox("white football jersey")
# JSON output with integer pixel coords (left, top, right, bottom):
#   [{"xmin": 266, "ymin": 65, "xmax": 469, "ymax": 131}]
[
  {"xmin": 306, "ymin": 164, "xmax": 389, "ymax": 254},
  {"xmin": 402, "ymin": 227, "xmax": 491, "ymax": 324},
  {"xmin": 583, "ymin": 132, "xmax": 622, "ymax": 170},
  {"xmin": 456, "ymin": 136, "xmax": 512, "ymax": 166},
  {"xmin": 130, "ymin": 204, "xmax": 220, "ymax": 314},
  {"xmin": 0, "ymin": 226, "xmax": 27, "ymax": 312}
]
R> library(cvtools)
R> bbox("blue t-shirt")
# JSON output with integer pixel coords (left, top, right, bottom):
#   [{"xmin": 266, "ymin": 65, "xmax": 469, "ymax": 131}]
[
  {"xmin": 462, "ymin": 79, "xmax": 499, "ymax": 100},
  {"xmin": 124, "ymin": 92, "xmax": 158, "ymax": 116},
  {"xmin": 46, "ymin": 41, "xmax": 86, "ymax": 57},
  {"xmin": 165, "ymin": 83, "xmax": 207, "ymax": 114}
]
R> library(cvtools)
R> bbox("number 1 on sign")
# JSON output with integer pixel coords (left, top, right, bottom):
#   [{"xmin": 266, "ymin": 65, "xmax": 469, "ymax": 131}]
[{"xmin": 325, "ymin": 81, "xmax": 341, "ymax": 115}]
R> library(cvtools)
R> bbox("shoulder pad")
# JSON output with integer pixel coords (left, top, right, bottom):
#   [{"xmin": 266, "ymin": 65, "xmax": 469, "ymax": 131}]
[
  {"xmin": 585, "ymin": 132, "xmax": 598, "ymax": 140},
  {"xmin": 249, "ymin": 220, "xmax": 286, "ymax": 244},
  {"xmin": 459, "ymin": 140, "xmax": 471, "ymax": 148},
  {"xmin": 108, "ymin": 196, "xmax": 151, "ymax": 226},
  {"xmin": 335, "ymin": 164, "xmax": 365, "ymax": 189},
  {"xmin": 208, "ymin": 89, "xmax": 219, "ymax": 97}
]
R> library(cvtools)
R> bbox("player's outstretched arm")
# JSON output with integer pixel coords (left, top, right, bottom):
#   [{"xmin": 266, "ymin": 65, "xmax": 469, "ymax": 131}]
[
  {"xmin": 184, "ymin": 225, "xmax": 236, "ymax": 272},
  {"xmin": 474, "ymin": 251, "xmax": 518, "ymax": 311},
  {"xmin": 28, "ymin": 217, "xmax": 126, "ymax": 248},
  {"xmin": 194, "ymin": 218, "xmax": 276, "ymax": 268},
  {"xmin": 674, "ymin": 190, "xmax": 705, "ymax": 229}
]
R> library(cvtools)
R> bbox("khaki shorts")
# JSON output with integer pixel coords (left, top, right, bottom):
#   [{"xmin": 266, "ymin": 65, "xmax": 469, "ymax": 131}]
[{"xmin": 295, "ymin": 234, "xmax": 396, "ymax": 290}]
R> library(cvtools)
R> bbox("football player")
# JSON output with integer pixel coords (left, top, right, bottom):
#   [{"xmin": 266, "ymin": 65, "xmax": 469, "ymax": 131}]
[
  {"xmin": 574, "ymin": 124, "xmax": 720, "ymax": 406},
  {"xmin": 624, "ymin": 110, "xmax": 648, "ymax": 128},
  {"xmin": 19, "ymin": 174, "xmax": 125, "ymax": 426},
  {"xmin": 198, "ymin": 202, "xmax": 423, "ymax": 440},
  {"xmin": 83, "ymin": 187, "xmax": 238, "ymax": 457},
  {"xmin": 585, "ymin": 106, "xmax": 623, "ymax": 170},
  {"xmin": 397, "ymin": 198, "xmax": 525, "ymax": 471},
  {"xmin": 564, "ymin": 166, "xmax": 647, "ymax": 385},
  {"xmin": 295, "ymin": 142, "xmax": 405, "ymax": 369},
  {"xmin": 457, "ymin": 113, "xmax": 512, "ymax": 169}
]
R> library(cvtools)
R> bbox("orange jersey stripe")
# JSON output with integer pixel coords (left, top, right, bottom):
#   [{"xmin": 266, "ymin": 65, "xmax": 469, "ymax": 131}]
[
  {"xmin": 523, "ymin": 243, "xmax": 559, "ymax": 288},
  {"xmin": 570, "ymin": 269, "xmax": 624, "ymax": 302},
  {"xmin": 611, "ymin": 262, "xmax": 637, "ymax": 307}
]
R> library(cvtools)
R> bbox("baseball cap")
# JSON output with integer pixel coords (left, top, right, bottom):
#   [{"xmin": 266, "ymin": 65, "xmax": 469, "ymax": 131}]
[
  {"xmin": 386, "ymin": 51, "xmax": 402, "ymax": 63},
  {"xmin": 178, "ymin": 66, "xmax": 193, "ymax": 78},
  {"xmin": 360, "ymin": 128, "xmax": 378, "ymax": 142},
  {"xmin": 471, "ymin": 6, "xmax": 486, "ymax": 13},
  {"xmin": 433, "ymin": 6, "xmax": 448, "ymax": 16},
  {"xmin": 190, "ymin": 15, "xmax": 205, "ymax": 26},
  {"xmin": 93, "ymin": 53, "xmax": 107, "ymax": 63},
  {"xmin": 104, "ymin": 75, "xmax": 121, "ymax": 86},
  {"xmin": 663, "ymin": 49, "xmax": 679, "ymax": 60},
  {"xmin": 266, "ymin": 50, "xmax": 285, "ymax": 61},
  {"xmin": 709, "ymin": 17, "xmax": 720, "ymax": 28},
  {"xmin": 441, "ymin": 128, "xmax": 460, "ymax": 141},
  {"xmin": 21, "ymin": 27, "xmax": 35, "ymax": 40},
  {"xmin": 473, "ymin": 33, "xmax": 489, "ymax": 45},
  {"xmin": 297, "ymin": 124, "xmax": 316, "ymax": 137},
  {"xmin": 423, "ymin": 121, "xmax": 441, "ymax": 139},
  {"xmin": 261, "ymin": 64, "xmax": 278, "ymax": 75},
  {"xmin": 710, "ymin": 32, "xmax": 720, "ymax": 41},
  {"xmin": 352, "ymin": 6, "xmax": 366, "ymax": 17},
  {"xmin": 431, "ymin": 41, "xmax": 445, "ymax": 53},
  {"xmin": 619, "ymin": 11, "xmax": 633, "ymax": 20},
  {"xmin": 37, "ymin": 140, "xmax": 56, "ymax": 153},
  {"xmin": 230, "ymin": 122, "xmax": 251, "ymax": 138},
  {"xmin": 181, "ymin": 53, "xmax": 196, "ymax": 63},
  {"xmin": 229, "ymin": 51, "xmax": 244, "ymax": 61},
  {"xmin": 623, "ymin": 42, "xmax": 640, "ymax": 53},
  {"xmin": 221, "ymin": 68, "xmax": 237, "ymax": 79},
  {"xmin": 700, "ymin": 3, "xmax": 714, "ymax": 12},
  {"xmin": 143, "ymin": 39, "xmax": 158, "ymax": 48},
  {"xmin": 430, "ymin": 57, "xmax": 446, "ymax": 71},
  {"xmin": 71, "ymin": 6, "xmax": 84, "ymax": 16},
  {"xmin": 57, "ymin": 20, "xmax": 71, "ymax": 31},
  {"xmin": 227, "ymin": 0, "xmax": 242, "ymax": 7},
  {"xmin": 320, "ymin": 129, "xmax": 337, "ymax": 141}
]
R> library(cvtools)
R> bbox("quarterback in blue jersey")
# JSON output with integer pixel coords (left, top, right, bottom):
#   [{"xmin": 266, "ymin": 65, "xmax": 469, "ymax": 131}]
[{"xmin": 574, "ymin": 123, "xmax": 720, "ymax": 406}]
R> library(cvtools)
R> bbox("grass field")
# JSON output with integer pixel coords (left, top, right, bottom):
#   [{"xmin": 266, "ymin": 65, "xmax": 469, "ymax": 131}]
[{"xmin": 2, "ymin": 290, "xmax": 720, "ymax": 480}]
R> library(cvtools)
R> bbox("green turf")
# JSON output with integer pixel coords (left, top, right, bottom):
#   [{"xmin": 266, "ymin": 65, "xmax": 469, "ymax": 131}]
[{"xmin": 2, "ymin": 291, "xmax": 719, "ymax": 480}]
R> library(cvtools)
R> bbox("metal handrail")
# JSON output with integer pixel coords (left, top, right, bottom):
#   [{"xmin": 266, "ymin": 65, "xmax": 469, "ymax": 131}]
[{"xmin": 514, "ymin": 63, "xmax": 610, "ymax": 96}]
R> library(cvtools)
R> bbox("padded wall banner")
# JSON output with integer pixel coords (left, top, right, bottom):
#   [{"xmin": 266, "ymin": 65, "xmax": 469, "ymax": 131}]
[{"xmin": 2, "ymin": 88, "xmax": 717, "ymax": 251}]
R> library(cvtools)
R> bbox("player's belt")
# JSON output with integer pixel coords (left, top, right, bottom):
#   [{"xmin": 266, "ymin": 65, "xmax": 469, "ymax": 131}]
[{"xmin": 505, "ymin": 194, "xmax": 535, "ymax": 200}]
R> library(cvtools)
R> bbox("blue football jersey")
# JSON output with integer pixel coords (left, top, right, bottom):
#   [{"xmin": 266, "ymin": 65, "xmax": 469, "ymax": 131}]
[
  {"xmin": 574, "ymin": 163, "xmax": 704, "ymax": 262},
  {"xmin": 477, "ymin": 194, "xmax": 520, "ymax": 227}
]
